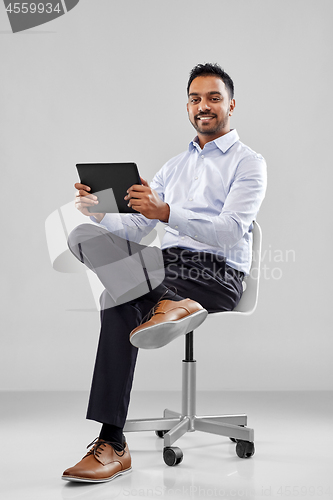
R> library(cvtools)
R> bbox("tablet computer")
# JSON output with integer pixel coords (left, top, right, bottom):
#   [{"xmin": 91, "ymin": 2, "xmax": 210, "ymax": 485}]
[{"xmin": 76, "ymin": 162, "xmax": 142, "ymax": 214}]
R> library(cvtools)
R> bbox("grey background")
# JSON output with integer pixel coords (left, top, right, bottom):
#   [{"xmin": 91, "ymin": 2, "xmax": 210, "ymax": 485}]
[{"xmin": 0, "ymin": 0, "xmax": 332, "ymax": 393}]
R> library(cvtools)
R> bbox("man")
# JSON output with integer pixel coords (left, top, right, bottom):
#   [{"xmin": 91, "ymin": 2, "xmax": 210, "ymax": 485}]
[{"xmin": 62, "ymin": 63, "xmax": 267, "ymax": 482}]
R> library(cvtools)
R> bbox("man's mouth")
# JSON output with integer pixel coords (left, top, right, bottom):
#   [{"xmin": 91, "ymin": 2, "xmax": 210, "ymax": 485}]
[{"xmin": 196, "ymin": 115, "xmax": 215, "ymax": 121}]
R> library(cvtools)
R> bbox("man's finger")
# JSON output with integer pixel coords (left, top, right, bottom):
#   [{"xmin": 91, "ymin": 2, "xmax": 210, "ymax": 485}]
[
  {"xmin": 125, "ymin": 192, "xmax": 145, "ymax": 204},
  {"xmin": 79, "ymin": 200, "xmax": 98, "ymax": 207},
  {"xmin": 77, "ymin": 190, "xmax": 98, "ymax": 199},
  {"xmin": 76, "ymin": 195, "xmax": 98, "ymax": 205},
  {"xmin": 128, "ymin": 201, "xmax": 141, "ymax": 212},
  {"xmin": 75, "ymin": 182, "xmax": 91, "ymax": 191},
  {"xmin": 127, "ymin": 184, "xmax": 147, "ymax": 194},
  {"xmin": 128, "ymin": 196, "xmax": 143, "ymax": 205}
]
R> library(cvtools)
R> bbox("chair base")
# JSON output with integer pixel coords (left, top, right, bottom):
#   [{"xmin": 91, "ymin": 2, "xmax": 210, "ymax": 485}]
[
  {"xmin": 124, "ymin": 408, "xmax": 254, "ymax": 448},
  {"xmin": 124, "ymin": 332, "xmax": 254, "ymax": 462}
]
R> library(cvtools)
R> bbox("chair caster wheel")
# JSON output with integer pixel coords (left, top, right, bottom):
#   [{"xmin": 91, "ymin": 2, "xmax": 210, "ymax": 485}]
[
  {"xmin": 155, "ymin": 430, "xmax": 167, "ymax": 438},
  {"xmin": 163, "ymin": 446, "xmax": 183, "ymax": 466},
  {"xmin": 236, "ymin": 440, "xmax": 255, "ymax": 458},
  {"xmin": 229, "ymin": 424, "xmax": 244, "ymax": 443}
]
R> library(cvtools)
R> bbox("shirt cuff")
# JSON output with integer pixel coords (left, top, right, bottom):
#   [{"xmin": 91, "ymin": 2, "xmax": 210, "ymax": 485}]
[
  {"xmin": 168, "ymin": 205, "xmax": 217, "ymax": 246},
  {"xmin": 90, "ymin": 213, "xmax": 123, "ymax": 231},
  {"xmin": 168, "ymin": 205, "xmax": 192, "ymax": 234}
]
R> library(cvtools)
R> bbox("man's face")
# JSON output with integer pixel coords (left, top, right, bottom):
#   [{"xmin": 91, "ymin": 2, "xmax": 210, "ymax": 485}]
[{"xmin": 187, "ymin": 76, "xmax": 235, "ymax": 143}]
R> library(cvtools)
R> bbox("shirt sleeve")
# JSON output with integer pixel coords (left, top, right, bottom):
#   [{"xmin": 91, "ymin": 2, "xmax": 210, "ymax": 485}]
[
  {"xmin": 90, "ymin": 212, "xmax": 158, "ymax": 243},
  {"xmin": 168, "ymin": 154, "xmax": 267, "ymax": 249}
]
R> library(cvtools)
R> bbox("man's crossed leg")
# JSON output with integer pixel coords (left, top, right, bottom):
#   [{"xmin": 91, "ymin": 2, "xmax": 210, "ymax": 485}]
[{"xmin": 62, "ymin": 224, "xmax": 242, "ymax": 482}]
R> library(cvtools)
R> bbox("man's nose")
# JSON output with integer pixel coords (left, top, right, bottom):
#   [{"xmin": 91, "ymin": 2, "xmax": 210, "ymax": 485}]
[{"xmin": 198, "ymin": 100, "xmax": 211, "ymax": 112}]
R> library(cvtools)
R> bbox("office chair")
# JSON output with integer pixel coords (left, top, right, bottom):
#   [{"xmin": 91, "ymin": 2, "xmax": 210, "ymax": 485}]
[{"xmin": 124, "ymin": 221, "xmax": 262, "ymax": 466}]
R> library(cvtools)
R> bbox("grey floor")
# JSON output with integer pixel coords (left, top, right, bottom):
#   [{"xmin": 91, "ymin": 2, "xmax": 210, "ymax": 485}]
[{"xmin": 1, "ymin": 391, "xmax": 332, "ymax": 500}]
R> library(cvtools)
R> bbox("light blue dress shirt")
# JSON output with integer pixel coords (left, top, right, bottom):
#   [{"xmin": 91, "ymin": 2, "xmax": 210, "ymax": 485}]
[{"xmin": 95, "ymin": 129, "xmax": 267, "ymax": 275}]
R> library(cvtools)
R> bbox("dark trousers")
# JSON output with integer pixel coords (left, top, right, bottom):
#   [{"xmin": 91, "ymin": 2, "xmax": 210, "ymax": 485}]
[{"xmin": 68, "ymin": 224, "xmax": 243, "ymax": 427}]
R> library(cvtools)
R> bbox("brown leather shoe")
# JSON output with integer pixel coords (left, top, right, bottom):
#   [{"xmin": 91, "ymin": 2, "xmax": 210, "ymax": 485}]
[
  {"xmin": 62, "ymin": 438, "xmax": 131, "ymax": 483},
  {"xmin": 129, "ymin": 298, "xmax": 208, "ymax": 349}
]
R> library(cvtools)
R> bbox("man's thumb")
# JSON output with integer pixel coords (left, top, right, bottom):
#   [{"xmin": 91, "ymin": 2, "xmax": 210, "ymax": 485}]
[{"xmin": 140, "ymin": 176, "xmax": 149, "ymax": 186}]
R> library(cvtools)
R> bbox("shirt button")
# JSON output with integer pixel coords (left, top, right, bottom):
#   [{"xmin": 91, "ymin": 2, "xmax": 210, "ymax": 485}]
[
  {"xmin": 201, "ymin": 155, "xmax": 204, "ymax": 158},
  {"xmin": 194, "ymin": 177, "xmax": 198, "ymax": 180},
  {"xmin": 181, "ymin": 237, "xmax": 185, "ymax": 240},
  {"xmin": 194, "ymin": 235, "xmax": 198, "ymax": 238},
  {"xmin": 189, "ymin": 198, "xmax": 193, "ymax": 201},
  {"xmin": 175, "ymin": 225, "xmax": 178, "ymax": 229}
]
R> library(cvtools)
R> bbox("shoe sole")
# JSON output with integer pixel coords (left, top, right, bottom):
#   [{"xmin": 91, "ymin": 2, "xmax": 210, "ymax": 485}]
[
  {"xmin": 130, "ymin": 309, "xmax": 208, "ymax": 349},
  {"xmin": 61, "ymin": 466, "xmax": 132, "ymax": 483}
]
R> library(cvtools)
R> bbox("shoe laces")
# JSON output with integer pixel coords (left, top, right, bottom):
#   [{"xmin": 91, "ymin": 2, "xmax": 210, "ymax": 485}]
[
  {"xmin": 140, "ymin": 286, "xmax": 179, "ymax": 325},
  {"xmin": 85, "ymin": 437, "xmax": 126, "ymax": 458}
]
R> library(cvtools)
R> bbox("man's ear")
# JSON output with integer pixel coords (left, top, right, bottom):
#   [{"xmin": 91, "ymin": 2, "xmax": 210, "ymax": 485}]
[
  {"xmin": 186, "ymin": 102, "xmax": 189, "ymax": 113},
  {"xmin": 229, "ymin": 98, "xmax": 236, "ymax": 116}
]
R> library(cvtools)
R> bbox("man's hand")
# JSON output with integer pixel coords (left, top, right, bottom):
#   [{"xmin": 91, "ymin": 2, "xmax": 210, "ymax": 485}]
[
  {"xmin": 124, "ymin": 177, "xmax": 170, "ymax": 222},
  {"xmin": 74, "ymin": 183, "xmax": 105, "ymax": 223}
]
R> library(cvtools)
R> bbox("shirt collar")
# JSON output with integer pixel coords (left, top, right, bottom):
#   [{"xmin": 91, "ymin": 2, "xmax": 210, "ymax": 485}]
[{"xmin": 189, "ymin": 129, "xmax": 239, "ymax": 153}]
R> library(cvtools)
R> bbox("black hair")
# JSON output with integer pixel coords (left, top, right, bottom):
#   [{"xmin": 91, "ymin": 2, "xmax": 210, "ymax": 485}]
[{"xmin": 187, "ymin": 63, "xmax": 234, "ymax": 100}]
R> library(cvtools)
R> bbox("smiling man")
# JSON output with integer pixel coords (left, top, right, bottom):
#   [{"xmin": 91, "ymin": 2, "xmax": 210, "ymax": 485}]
[{"xmin": 63, "ymin": 63, "xmax": 267, "ymax": 483}]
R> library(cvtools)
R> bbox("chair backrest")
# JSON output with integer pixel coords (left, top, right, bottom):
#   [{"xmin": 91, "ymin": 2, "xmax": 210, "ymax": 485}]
[{"xmin": 232, "ymin": 221, "xmax": 262, "ymax": 314}]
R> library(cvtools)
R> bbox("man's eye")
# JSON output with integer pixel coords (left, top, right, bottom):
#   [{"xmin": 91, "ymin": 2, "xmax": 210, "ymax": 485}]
[
  {"xmin": 211, "ymin": 97, "xmax": 221, "ymax": 102},
  {"xmin": 191, "ymin": 99, "xmax": 199, "ymax": 104}
]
